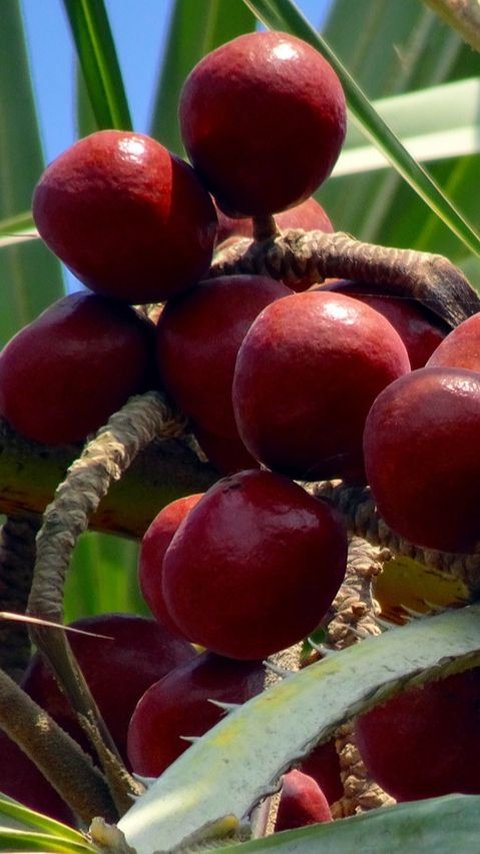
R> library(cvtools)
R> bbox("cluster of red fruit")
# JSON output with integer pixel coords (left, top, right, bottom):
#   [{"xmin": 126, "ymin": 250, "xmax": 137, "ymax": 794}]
[{"xmin": 1, "ymin": 27, "xmax": 480, "ymax": 831}]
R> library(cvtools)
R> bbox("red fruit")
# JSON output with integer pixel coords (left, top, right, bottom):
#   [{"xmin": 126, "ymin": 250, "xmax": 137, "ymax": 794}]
[
  {"xmin": 162, "ymin": 469, "xmax": 347, "ymax": 660},
  {"xmin": 216, "ymin": 196, "xmax": 334, "ymax": 245},
  {"xmin": 179, "ymin": 32, "xmax": 346, "ymax": 216},
  {"xmin": 0, "ymin": 730, "xmax": 74, "ymax": 824},
  {"xmin": 322, "ymin": 280, "xmax": 448, "ymax": 369},
  {"xmin": 0, "ymin": 292, "xmax": 154, "ymax": 445},
  {"xmin": 233, "ymin": 291, "xmax": 411, "ymax": 481},
  {"xmin": 363, "ymin": 367, "xmax": 480, "ymax": 552},
  {"xmin": 139, "ymin": 494, "xmax": 204, "ymax": 635},
  {"xmin": 299, "ymin": 740, "xmax": 343, "ymax": 805},
  {"xmin": 33, "ymin": 130, "xmax": 217, "ymax": 303},
  {"xmin": 274, "ymin": 770, "xmax": 332, "ymax": 832},
  {"xmin": 427, "ymin": 312, "xmax": 480, "ymax": 371},
  {"xmin": 22, "ymin": 614, "xmax": 195, "ymax": 764},
  {"xmin": 127, "ymin": 651, "xmax": 265, "ymax": 776},
  {"xmin": 355, "ymin": 667, "xmax": 480, "ymax": 801},
  {"xmin": 193, "ymin": 422, "xmax": 260, "ymax": 475},
  {"xmin": 156, "ymin": 274, "xmax": 292, "ymax": 438}
]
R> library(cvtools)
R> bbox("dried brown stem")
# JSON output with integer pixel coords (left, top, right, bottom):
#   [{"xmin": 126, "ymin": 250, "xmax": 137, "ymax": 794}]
[
  {"xmin": 210, "ymin": 230, "xmax": 480, "ymax": 329},
  {"xmin": 0, "ymin": 665, "xmax": 117, "ymax": 824},
  {"xmin": 0, "ymin": 513, "xmax": 41, "ymax": 680}
]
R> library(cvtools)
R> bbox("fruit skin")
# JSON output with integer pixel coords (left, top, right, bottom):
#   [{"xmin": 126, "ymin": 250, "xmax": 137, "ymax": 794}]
[
  {"xmin": 127, "ymin": 651, "xmax": 265, "ymax": 777},
  {"xmin": 215, "ymin": 196, "xmax": 334, "ymax": 245},
  {"xmin": 179, "ymin": 31, "xmax": 346, "ymax": 216},
  {"xmin": 427, "ymin": 311, "xmax": 480, "ymax": 371},
  {"xmin": 33, "ymin": 130, "xmax": 217, "ymax": 303},
  {"xmin": 139, "ymin": 493, "xmax": 204, "ymax": 635},
  {"xmin": 299, "ymin": 740, "xmax": 343, "ymax": 805},
  {"xmin": 355, "ymin": 668, "xmax": 480, "ymax": 801},
  {"xmin": 363, "ymin": 367, "xmax": 480, "ymax": 553},
  {"xmin": 192, "ymin": 422, "xmax": 260, "ymax": 476},
  {"xmin": 162, "ymin": 469, "xmax": 347, "ymax": 660},
  {"xmin": 22, "ymin": 614, "xmax": 195, "ymax": 765},
  {"xmin": 322, "ymin": 279, "xmax": 448, "ymax": 369},
  {"xmin": 233, "ymin": 291, "xmax": 411, "ymax": 481},
  {"xmin": 274, "ymin": 769, "xmax": 332, "ymax": 832},
  {"xmin": 156, "ymin": 274, "xmax": 292, "ymax": 438},
  {"xmin": 0, "ymin": 292, "xmax": 155, "ymax": 445}
]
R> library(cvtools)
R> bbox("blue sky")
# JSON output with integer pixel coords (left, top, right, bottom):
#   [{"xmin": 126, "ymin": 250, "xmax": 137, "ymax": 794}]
[{"xmin": 20, "ymin": 0, "xmax": 333, "ymax": 165}]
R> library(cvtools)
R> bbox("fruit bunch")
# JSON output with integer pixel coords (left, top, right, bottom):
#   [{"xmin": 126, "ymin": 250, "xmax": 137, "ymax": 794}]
[{"xmin": 1, "ymin": 23, "xmax": 480, "ymax": 846}]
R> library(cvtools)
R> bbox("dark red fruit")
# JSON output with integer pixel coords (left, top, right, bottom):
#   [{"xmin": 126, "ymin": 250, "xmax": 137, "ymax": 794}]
[
  {"xmin": 193, "ymin": 423, "xmax": 260, "ymax": 476},
  {"xmin": 299, "ymin": 740, "xmax": 343, "ymax": 805},
  {"xmin": 233, "ymin": 291, "xmax": 411, "ymax": 481},
  {"xmin": 322, "ymin": 280, "xmax": 448, "ymax": 369},
  {"xmin": 274, "ymin": 769, "xmax": 332, "ymax": 832},
  {"xmin": 127, "ymin": 651, "xmax": 265, "ymax": 776},
  {"xmin": 33, "ymin": 130, "xmax": 217, "ymax": 303},
  {"xmin": 22, "ymin": 614, "xmax": 195, "ymax": 764},
  {"xmin": 0, "ymin": 730, "xmax": 74, "ymax": 824},
  {"xmin": 355, "ymin": 668, "xmax": 480, "ymax": 801},
  {"xmin": 139, "ymin": 494, "xmax": 204, "ymax": 635},
  {"xmin": 179, "ymin": 32, "xmax": 346, "ymax": 216},
  {"xmin": 156, "ymin": 274, "xmax": 292, "ymax": 438},
  {"xmin": 215, "ymin": 196, "xmax": 334, "ymax": 245},
  {"xmin": 363, "ymin": 367, "xmax": 480, "ymax": 552},
  {"xmin": 162, "ymin": 469, "xmax": 347, "ymax": 660},
  {"xmin": 427, "ymin": 312, "xmax": 480, "ymax": 371},
  {"xmin": 0, "ymin": 292, "xmax": 154, "ymax": 445}
]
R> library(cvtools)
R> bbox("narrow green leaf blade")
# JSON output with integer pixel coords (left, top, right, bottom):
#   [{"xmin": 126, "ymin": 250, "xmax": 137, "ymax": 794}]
[
  {"xmin": 62, "ymin": 0, "xmax": 132, "ymax": 130},
  {"xmin": 0, "ymin": 794, "xmax": 85, "ymax": 843},
  {"xmin": 150, "ymin": 0, "xmax": 256, "ymax": 154},
  {"xmin": 0, "ymin": 828, "xmax": 96, "ymax": 853},
  {"xmin": 207, "ymin": 795, "xmax": 480, "ymax": 853},
  {"xmin": 242, "ymin": 0, "xmax": 480, "ymax": 257},
  {"xmin": 118, "ymin": 604, "xmax": 480, "ymax": 853}
]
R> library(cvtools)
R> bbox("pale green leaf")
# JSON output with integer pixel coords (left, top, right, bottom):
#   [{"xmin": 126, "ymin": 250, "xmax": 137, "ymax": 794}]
[{"xmin": 118, "ymin": 604, "xmax": 480, "ymax": 853}]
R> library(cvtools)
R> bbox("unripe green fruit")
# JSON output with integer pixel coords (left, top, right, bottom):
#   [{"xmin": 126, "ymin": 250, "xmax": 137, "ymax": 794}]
[
  {"xmin": 33, "ymin": 130, "xmax": 217, "ymax": 303},
  {"xmin": 179, "ymin": 31, "xmax": 346, "ymax": 216}
]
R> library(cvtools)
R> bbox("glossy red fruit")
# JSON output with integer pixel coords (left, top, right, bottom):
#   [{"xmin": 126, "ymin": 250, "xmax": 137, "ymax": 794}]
[
  {"xmin": 233, "ymin": 291, "xmax": 411, "ymax": 481},
  {"xmin": 192, "ymin": 423, "xmax": 260, "ymax": 476},
  {"xmin": 274, "ymin": 770, "xmax": 332, "ymax": 832},
  {"xmin": 179, "ymin": 32, "xmax": 346, "ymax": 216},
  {"xmin": 33, "ymin": 130, "xmax": 217, "ymax": 303},
  {"xmin": 0, "ymin": 730, "xmax": 74, "ymax": 824},
  {"xmin": 162, "ymin": 469, "xmax": 347, "ymax": 660},
  {"xmin": 322, "ymin": 280, "xmax": 448, "ymax": 369},
  {"xmin": 127, "ymin": 651, "xmax": 265, "ymax": 776},
  {"xmin": 355, "ymin": 668, "xmax": 480, "ymax": 801},
  {"xmin": 139, "ymin": 494, "xmax": 204, "ymax": 635},
  {"xmin": 363, "ymin": 367, "xmax": 480, "ymax": 552},
  {"xmin": 215, "ymin": 196, "xmax": 334, "ymax": 245},
  {"xmin": 22, "ymin": 614, "xmax": 195, "ymax": 764},
  {"xmin": 427, "ymin": 312, "xmax": 480, "ymax": 371},
  {"xmin": 299, "ymin": 740, "xmax": 343, "ymax": 805},
  {"xmin": 156, "ymin": 274, "xmax": 292, "ymax": 438},
  {"xmin": 0, "ymin": 292, "xmax": 155, "ymax": 445}
]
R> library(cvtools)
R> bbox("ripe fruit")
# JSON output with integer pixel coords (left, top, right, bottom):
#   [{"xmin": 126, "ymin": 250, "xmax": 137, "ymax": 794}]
[
  {"xmin": 427, "ymin": 311, "xmax": 480, "ymax": 371},
  {"xmin": 22, "ymin": 614, "xmax": 195, "ymax": 764},
  {"xmin": 192, "ymin": 423, "xmax": 260, "ymax": 475},
  {"xmin": 0, "ymin": 292, "xmax": 155, "ymax": 445},
  {"xmin": 233, "ymin": 291, "xmax": 411, "ymax": 481},
  {"xmin": 215, "ymin": 196, "xmax": 334, "ymax": 245},
  {"xmin": 355, "ymin": 667, "xmax": 480, "ymax": 801},
  {"xmin": 127, "ymin": 651, "xmax": 265, "ymax": 776},
  {"xmin": 139, "ymin": 493, "xmax": 204, "ymax": 635},
  {"xmin": 156, "ymin": 274, "xmax": 292, "ymax": 439},
  {"xmin": 363, "ymin": 367, "xmax": 480, "ymax": 552},
  {"xmin": 33, "ymin": 130, "xmax": 217, "ymax": 303},
  {"xmin": 274, "ymin": 769, "xmax": 332, "ymax": 831},
  {"xmin": 299, "ymin": 740, "xmax": 343, "ymax": 805},
  {"xmin": 179, "ymin": 31, "xmax": 346, "ymax": 216},
  {"xmin": 162, "ymin": 469, "xmax": 347, "ymax": 660},
  {"xmin": 322, "ymin": 279, "xmax": 448, "ymax": 369}
]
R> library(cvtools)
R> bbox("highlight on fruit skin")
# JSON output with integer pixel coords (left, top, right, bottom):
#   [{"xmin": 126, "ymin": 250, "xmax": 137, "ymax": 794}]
[
  {"xmin": 274, "ymin": 769, "xmax": 333, "ymax": 832},
  {"xmin": 161, "ymin": 469, "xmax": 348, "ymax": 660},
  {"xmin": 363, "ymin": 366, "xmax": 480, "ymax": 553},
  {"xmin": 179, "ymin": 30, "xmax": 347, "ymax": 216},
  {"xmin": 33, "ymin": 129, "xmax": 218, "ymax": 303},
  {"xmin": 0, "ymin": 292, "xmax": 155, "ymax": 445}
]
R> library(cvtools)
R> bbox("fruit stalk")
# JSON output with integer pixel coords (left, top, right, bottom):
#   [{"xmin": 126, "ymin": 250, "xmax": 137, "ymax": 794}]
[{"xmin": 211, "ymin": 230, "xmax": 480, "ymax": 329}]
